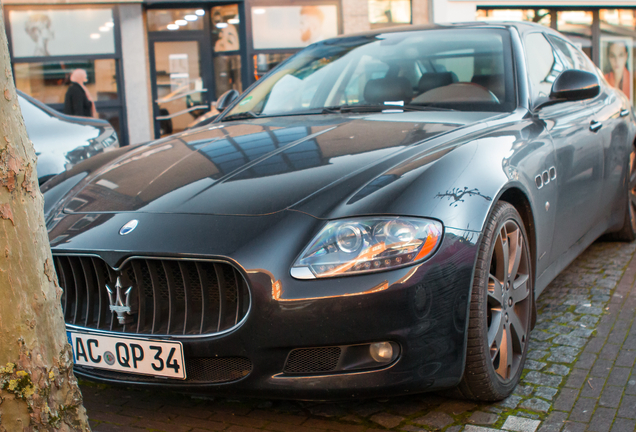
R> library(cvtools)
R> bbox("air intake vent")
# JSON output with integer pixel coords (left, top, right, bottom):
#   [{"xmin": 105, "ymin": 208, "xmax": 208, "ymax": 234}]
[
  {"xmin": 53, "ymin": 256, "xmax": 250, "ymax": 336},
  {"xmin": 186, "ymin": 357, "xmax": 253, "ymax": 382},
  {"xmin": 284, "ymin": 347, "xmax": 342, "ymax": 373}
]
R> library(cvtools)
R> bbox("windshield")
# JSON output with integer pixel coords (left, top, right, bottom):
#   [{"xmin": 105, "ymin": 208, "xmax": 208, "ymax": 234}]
[{"xmin": 225, "ymin": 28, "xmax": 515, "ymax": 119}]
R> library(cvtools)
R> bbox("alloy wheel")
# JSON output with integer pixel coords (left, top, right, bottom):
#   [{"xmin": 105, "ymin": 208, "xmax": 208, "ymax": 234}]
[{"xmin": 487, "ymin": 220, "xmax": 531, "ymax": 381}]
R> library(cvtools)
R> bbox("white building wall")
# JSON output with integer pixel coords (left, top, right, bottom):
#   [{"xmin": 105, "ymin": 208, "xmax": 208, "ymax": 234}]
[{"xmin": 119, "ymin": 4, "xmax": 153, "ymax": 145}]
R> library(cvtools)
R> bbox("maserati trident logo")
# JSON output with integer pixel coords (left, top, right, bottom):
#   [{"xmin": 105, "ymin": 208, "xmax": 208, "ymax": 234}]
[
  {"xmin": 106, "ymin": 277, "xmax": 132, "ymax": 324},
  {"xmin": 119, "ymin": 219, "xmax": 138, "ymax": 236}
]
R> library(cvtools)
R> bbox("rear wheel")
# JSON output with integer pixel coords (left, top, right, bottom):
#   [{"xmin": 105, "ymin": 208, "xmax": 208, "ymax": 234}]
[
  {"xmin": 457, "ymin": 202, "xmax": 532, "ymax": 401},
  {"xmin": 613, "ymin": 148, "xmax": 636, "ymax": 242}
]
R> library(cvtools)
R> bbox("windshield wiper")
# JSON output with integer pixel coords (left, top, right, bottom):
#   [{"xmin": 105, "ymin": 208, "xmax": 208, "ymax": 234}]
[
  {"xmin": 403, "ymin": 104, "xmax": 458, "ymax": 112},
  {"xmin": 321, "ymin": 104, "xmax": 457, "ymax": 113},
  {"xmin": 222, "ymin": 111, "xmax": 260, "ymax": 121},
  {"xmin": 321, "ymin": 105, "xmax": 392, "ymax": 113}
]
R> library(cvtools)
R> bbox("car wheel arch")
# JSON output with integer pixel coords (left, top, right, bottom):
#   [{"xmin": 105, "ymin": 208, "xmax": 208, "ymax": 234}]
[{"xmin": 450, "ymin": 187, "xmax": 537, "ymax": 399}]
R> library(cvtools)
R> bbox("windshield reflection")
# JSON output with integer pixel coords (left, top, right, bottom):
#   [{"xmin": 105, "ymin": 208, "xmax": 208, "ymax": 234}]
[{"xmin": 225, "ymin": 28, "xmax": 515, "ymax": 119}]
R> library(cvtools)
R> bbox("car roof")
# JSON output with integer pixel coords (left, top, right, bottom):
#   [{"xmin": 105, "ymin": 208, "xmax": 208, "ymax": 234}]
[{"xmin": 321, "ymin": 21, "xmax": 561, "ymax": 42}]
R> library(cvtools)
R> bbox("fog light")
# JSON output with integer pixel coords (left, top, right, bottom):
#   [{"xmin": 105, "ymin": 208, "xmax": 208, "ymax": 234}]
[{"xmin": 369, "ymin": 342, "xmax": 393, "ymax": 362}]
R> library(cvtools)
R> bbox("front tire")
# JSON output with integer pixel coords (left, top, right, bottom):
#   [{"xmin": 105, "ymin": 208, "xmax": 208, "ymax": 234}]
[{"xmin": 457, "ymin": 202, "xmax": 533, "ymax": 401}]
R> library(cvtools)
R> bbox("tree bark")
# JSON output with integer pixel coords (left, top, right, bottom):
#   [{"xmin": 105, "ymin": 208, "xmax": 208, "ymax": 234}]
[{"xmin": 0, "ymin": 3, "xmax": 91, "ymax": 431}]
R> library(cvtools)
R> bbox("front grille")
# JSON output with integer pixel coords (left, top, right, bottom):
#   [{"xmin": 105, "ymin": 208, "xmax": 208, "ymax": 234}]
[
  {"xmin": 284, "ymin": 347, "xmax": 342, "ymax": 373},
  {"xmin": 53, "ymin": 256, "xmax": 250, "ymax": 335},
  {"xmin": 75, "ymin": 356, "xmax": 252, "ymax": 383}
]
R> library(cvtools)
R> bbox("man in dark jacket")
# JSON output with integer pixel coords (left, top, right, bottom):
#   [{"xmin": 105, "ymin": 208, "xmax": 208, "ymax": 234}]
[{"xmin": 64, "ymin": 69, "xmax": 96, "ymax": 117}]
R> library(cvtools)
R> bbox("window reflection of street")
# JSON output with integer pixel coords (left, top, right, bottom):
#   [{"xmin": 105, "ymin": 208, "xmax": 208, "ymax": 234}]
[{"xmin": 62, "ymin": 116, "xmax": 462, "ymax": 216}]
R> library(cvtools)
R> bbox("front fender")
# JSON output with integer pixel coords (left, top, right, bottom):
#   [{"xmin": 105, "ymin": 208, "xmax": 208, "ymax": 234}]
[{"xmin": 321, "ymin": 115, "xmax": 557, "ymax": 279}]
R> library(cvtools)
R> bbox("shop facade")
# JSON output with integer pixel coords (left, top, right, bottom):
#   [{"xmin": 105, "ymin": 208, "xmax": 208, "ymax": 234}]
[
  {"xmin": 3, "ymin": 0, "xmax": 430, "ymax": 144},
  {"xmin": 434, "ymin": 1, "xmax": 636, "ymax": 109}
]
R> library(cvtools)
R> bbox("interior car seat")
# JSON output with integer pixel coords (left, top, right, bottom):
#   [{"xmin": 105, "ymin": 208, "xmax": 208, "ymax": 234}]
[
  {"xmin": 364, "ymin": 77, "xmax": 413, "ymax": 104},
  {"xmin": 418, "ymin": 72, "xmax": 458, "ymax": 94},
  {"xmin": 470, "ymin": 74, "xmax": 505, "ymax": 101}
]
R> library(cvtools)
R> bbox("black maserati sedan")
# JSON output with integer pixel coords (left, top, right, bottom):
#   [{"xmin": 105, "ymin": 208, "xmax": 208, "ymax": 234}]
[
  {"xmin": 43, "ymin": 22, "xmax": 636, "ymax": 401},
  {"xmin": 18, "ymin": 91, "xmax": 119, "ymax": 184}
]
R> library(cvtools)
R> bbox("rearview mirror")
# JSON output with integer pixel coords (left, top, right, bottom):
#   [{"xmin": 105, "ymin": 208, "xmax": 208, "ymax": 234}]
[
  {"xmin": 550, "ymin": 69, "xmax": 601, "ymax": 102},
  {"xmin": 215, "ymin": 89, "xmax": 240, "ymax": 112}
]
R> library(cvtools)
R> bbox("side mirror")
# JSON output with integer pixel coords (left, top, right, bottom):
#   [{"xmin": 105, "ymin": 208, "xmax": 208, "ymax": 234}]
[
  {"xmin": 215, "ymin": 89, "xmax": 240, "ymax": 112},
  {"xmin": 550, "ymin": 69, "xmax": 601, "ymax": 102}
]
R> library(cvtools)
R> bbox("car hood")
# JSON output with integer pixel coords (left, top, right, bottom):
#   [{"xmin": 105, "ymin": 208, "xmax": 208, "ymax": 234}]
[{"xmin": 63, "ymin": 112, "xmax": 497, "ymax": 216}]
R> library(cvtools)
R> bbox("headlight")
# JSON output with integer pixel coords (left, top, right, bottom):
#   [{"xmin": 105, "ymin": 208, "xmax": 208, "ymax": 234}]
[{"xmin": 291, "ymin": 217, "xmax": 443, "ymax": 279}]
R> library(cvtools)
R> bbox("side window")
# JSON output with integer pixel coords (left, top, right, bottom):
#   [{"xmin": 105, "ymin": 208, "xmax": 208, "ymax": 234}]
[
  {"xmin": 547, "ymin": 35, "xmax": 595, "ymax": 73},
  {"xmin": 525, "ymin": 33, "xmax": 566, "ymax": 106}
]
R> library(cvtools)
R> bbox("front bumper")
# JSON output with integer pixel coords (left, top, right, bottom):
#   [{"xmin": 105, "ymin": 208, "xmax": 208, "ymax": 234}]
[{"xmin": 49, "ymin": 210, "xmax": 480, "ymax": 399}]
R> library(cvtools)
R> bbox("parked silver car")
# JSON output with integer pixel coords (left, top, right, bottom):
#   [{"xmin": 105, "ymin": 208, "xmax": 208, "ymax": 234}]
[{"xmin": 18, "ymin": 90, "xmax": 119, "ymax": 184}]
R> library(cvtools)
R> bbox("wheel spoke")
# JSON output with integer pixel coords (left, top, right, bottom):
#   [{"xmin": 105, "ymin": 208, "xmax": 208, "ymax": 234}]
[
  {"xmin": 495, "ymin": 227, "xmax": 509, "ymax": 285},
  {"xmin": 488, "ymin": 310, "xmax": 503, "ymax": 348},
  {"xmin": 508, "ymin": 227, "xmax": 523, "ymax": 281},
  {"xmin": 488, "ymin": 274, "xmax": 504, "ymax": 306},
  {"xmin": 511, "ymin": 274, "xmax": 530, "ymax": 303},
  {"xmin": 495, "ymin": 324, "xmax": 513, "ymax": 379},
  {"xmin": 509, "ymin": 310, "xmax": 527, "ymax": 350}
]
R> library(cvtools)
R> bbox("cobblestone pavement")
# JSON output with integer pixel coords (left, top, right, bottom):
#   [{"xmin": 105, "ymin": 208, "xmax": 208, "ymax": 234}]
[{"xmin": 82, "ymin": 240, "xmax": 636, "ymax": 432}]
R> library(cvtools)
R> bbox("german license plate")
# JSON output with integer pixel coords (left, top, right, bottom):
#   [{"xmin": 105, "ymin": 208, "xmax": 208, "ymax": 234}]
[{"xmin": 68, "ymin": 332, "xmax": 186, "ymax": 380}]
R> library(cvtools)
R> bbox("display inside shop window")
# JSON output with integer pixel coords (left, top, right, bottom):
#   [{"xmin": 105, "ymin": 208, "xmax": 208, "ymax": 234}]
[
  {"xmin": 600, "ymin": 10, "xmax": 636, "ymax": 104},
  {"xmin": 9, "ymin": 8, "xmax": 115, "ymax": 57},
  {"xmin": 368, "ymin": 0, "xmax": 411, "ymax": 26},
  {"xmin": 251, "ymin": 5, "xmax": 338, "ymax": 49},
  {"xmin": 601, "ymin": 36, "xmax": 633, "ymax": 102},
  {"xmin": 14, "ymin": 59, "xmax": 118, "ymax": 105},
  {"xmin": 212, "ymin": 5, "xmax": 240, "ymax": 52}
]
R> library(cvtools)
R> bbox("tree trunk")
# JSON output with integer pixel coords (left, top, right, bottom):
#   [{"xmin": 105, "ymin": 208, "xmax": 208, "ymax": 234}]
[{"xmin": 0, "ymin": 3, "xmax": 91, "ymax": 431}]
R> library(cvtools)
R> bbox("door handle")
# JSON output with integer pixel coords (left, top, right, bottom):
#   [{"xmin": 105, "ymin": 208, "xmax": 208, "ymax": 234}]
[
  {"xmin": 590, "ymin": 121, "xmax": 603, "ymax": 132},
  {"xmin": 621, "ymin": 109, "xmax": 630, "ymax": 117}
]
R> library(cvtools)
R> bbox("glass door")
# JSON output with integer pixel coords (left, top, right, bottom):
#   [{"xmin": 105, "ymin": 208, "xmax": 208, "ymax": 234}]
[{"xmin": 152, "ymin": 40, "xmax": 209, "ymax": 137}]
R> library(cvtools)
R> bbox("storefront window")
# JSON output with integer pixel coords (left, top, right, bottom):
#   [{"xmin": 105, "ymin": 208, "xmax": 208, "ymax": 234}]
[
  {"xmin": 557, "ymin": 11, "xmax": 593, "ymax": 59},
  {"xmin": 14, "ymin": 59, "xmax": 118, "ymax": 104},
  {"xmin": 368, "ymin": 0, "xmax": 411, "ymax": 28},
  {"xmin": 153, "ymin": 40, "xmax": 204, "ymax": 134},
  {"xmin": 9, "ymin": 8, "xmax": 115, "ymax": 57},
  {"xmin": 147, "ymin": 9, "xmax": 205, "ymax": 32},
  {"xmin": 214, "ymin": 55, "xmax": 242, "ymax": 98},
  {"xmin": 212, "ymin": 5, "xmax": 240, "ymax": 52},
  {"xmin": 251, "ymin": 5, "xmax": 338, "ymax": 49},
  {"xmin": 476, "ymin": 9, "xmax": 551, "ymax": 27},
  {"xmin": 97, "ymin": 107, "xmax": 122, "ymax": 142},
  {"xmin": 600, "ymin": 9, "xmax": 636, "ymax": 104},
  {"xmin": 253, "ymin": 53, "xmax": 293, "ymax": 80}
]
